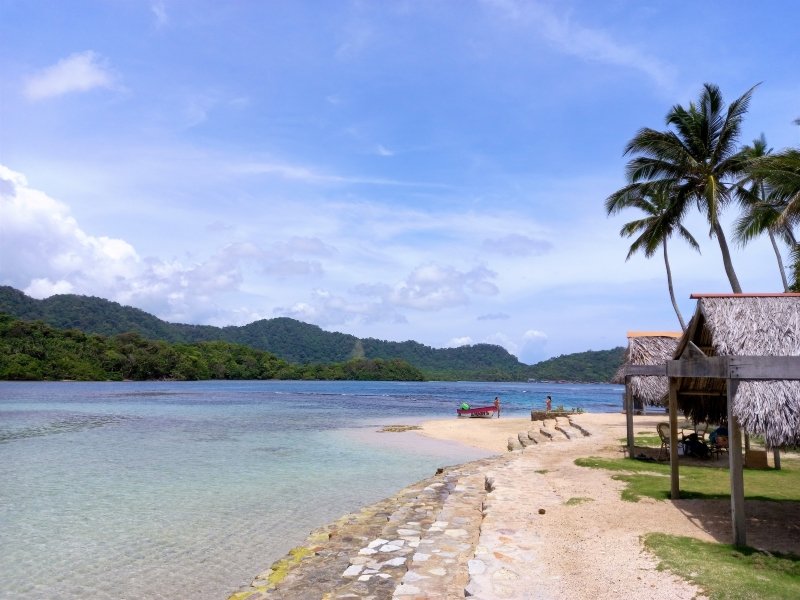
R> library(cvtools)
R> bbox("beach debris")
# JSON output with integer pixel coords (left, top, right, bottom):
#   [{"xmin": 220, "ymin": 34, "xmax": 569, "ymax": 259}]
[
  {"xmin": 379, "ymin": 424, "xmax": 422, "ymax": 433},
  {"xmin": 538, "ymin": 508, "xmax": 546, "ymax": 514}
]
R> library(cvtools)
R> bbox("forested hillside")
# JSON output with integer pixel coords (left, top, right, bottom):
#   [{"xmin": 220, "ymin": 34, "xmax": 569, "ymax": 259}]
[
  {"xmin": 0, "ymin": 287, "xmax": 625, "ymax": 381},
  {"xmin": 527, "ymin": 347, "xmax": 625, "ymax": 382},
  {"xmin": 0, "ymin": 315, "xmax": 424, "ymax": 382}
]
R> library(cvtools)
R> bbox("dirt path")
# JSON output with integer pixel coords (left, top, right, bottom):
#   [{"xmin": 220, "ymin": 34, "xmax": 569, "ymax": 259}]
[{"xmin": 420, "ymin": 412, "xmax": 798, "ymax": 598}]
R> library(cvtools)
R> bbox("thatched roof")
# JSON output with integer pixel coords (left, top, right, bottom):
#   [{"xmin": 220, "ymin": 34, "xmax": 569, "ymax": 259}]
[
  {"xmin": 674, "ymin": 294, "xmax": 800, "ymax": 447},
  {"xmin": 613, "ymin": 331, "xmax": 681, "ymax": 406}
]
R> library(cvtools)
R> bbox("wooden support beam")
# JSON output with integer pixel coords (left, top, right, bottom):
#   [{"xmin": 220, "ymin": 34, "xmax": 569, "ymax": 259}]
[
  {"xmin": 667, "ymin": 357, "xmax": 729, "ymax": 378},
  {"xmin": 624, "ymin": 364, "xmax": 667, "ymax": 376},
  {"xmin": 727, "ymin": 378, "xmax": 746, "ymax": 547},
  {"xmin": 669, "ymin": 378, "xmax": 680, "ymax": 500},
  {"xmin": 625, "ymin": 376, "xmax": 634, "ymax": 458},
  {"xmin": 729, "ymin": 356, "xmax": 800, "ymax": 380},
  {"xmin": 773, "ymin": 448, "xmax": 782, "ymax": 471}
]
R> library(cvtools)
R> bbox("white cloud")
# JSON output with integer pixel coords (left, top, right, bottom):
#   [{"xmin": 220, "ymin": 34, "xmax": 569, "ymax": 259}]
[
  {"xmin": 375, "ymin": 144, "xmax": 394, "ymax": 157},
  {"xmin": 477, "ymin": 312, "xmax": 510, "ymax": 321},
  {"xmin": 389, "ymin": 264, "xmax": 498, "ymax": 310},
  {"xmin": 523, "ymin": 329, "xmax": 547, "ymax": 341},
  {"xmin": 483, "ymin": 233, "xmax": 552, "ymax": 256},
  {"xmin": 232, "ymin": 161, "xmax": 445, "ymax": 188},
  {"xmin": 151, "ymin": 1, "xmax": 168, "ymax": 29},
  {"xmin": 25, "ymin": 278, "xmax": 74, "ymax": 298},
  {"xmin": 24, "ymin": 51, "xmax": 117, "ymax": 100},
  {"xmin": 484, "ymin": 0, "xmax": 676, "ymax": 89},
  {"xmin": 275, "ymin": 288, "xmax": 406, "ymax": 326},
  {"xmin": 484, "ymin": 332, "xmax": 519, "ymax": 356},
  {"xmin": 447, "ymin": 336, "xmax": 473, "ymax": 347},
  {"xmin": 336, "ymin": 20, "xmax": 373, "ymax": 60},
  {"xmin": 0, "ymin": 164, "xmax": 250, "ymax": 321}
]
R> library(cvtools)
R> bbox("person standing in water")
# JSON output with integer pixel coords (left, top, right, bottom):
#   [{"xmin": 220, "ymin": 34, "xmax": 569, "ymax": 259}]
[
  {"xmin": 494, "ymin": 396, "xmax": 500, "ymax": 418},
  {"xmin": 545, "ymin": 395, "xmax": 552, "ymax": 412}
]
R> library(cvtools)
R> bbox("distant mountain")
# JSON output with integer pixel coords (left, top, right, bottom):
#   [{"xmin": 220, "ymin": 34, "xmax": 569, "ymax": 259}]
[{"xmin": 0, "ymin": 286, "xmax": 624, "ymax": 381}]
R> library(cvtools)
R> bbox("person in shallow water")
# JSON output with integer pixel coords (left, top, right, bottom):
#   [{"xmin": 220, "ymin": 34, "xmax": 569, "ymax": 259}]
[
  {"xmin": 494, "ymin": 396, "xmax": 500, "ymax": 418},
  {"xmin": 546, "ymin": 395, "xmax": 552, "ymax": 412}
]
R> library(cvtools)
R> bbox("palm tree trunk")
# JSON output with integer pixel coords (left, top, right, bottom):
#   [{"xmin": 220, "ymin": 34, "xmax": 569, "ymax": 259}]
[
  {"xmin": 768, "ymin": 230, "xmax": 790, "ymax": 291},
  {"xmin": 663, "ymin": 239, "xmax": 686, "ymax": 331},
  {"xmin": 712, "ymin": 221, "xmax": 743, "ymax": 293}
]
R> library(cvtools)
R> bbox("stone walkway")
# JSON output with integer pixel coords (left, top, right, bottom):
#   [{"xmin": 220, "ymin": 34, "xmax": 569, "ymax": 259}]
[{"xmin": 229, "ymin": 416, "xmax": 589, "ymax": 600}]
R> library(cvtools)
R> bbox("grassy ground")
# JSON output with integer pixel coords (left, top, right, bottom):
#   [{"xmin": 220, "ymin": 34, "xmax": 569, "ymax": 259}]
[
  {"xmin": 577, "ymin": 455, "xmax": 800, "ymax": 598},
  {"xmin": 643, "ymin": 533, "xmax": 800, "ymax": 600},
  {"xmin": 574, "ymin": 456, "xmax": 800, "ymax": 502}
]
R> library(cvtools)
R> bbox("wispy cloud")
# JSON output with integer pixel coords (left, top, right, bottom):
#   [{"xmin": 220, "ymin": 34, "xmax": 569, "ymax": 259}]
[
  {"xmin": 232, "ymin": 161, "xmax": 447, "ymax": 188},
  {"xmin": 24, "ymin": 51, "xmax": 117, "ymax": 100},
  {"xmin": 477, "ymin": 312, "xmax": 510, "ymax": 321},
  {"xmin": 482, "ymin": 233, "xmax": 552, "ymax": 257},
  {"xmin": 151, "ymin": 1, "xmax": 168, "ymax": 29},
  {"xmin": 484, "ymin": 0, "xmax": 676, "ymax": 89}
]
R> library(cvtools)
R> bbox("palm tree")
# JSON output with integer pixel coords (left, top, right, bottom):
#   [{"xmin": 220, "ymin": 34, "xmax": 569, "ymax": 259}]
[
  {"xmin": 735, "ymin": 134, "xmax": 790, "ymax": 290},
  {"xmin": 749, "ymin": 147, "xmax": 800, "ymax": 290},
  {"xmin": 607, "ymin": 83, "xmax": 758, "ymax": 293},
  {"xmin": 606, "ymin": 184, "xmax": 699, "ymax": 331}
]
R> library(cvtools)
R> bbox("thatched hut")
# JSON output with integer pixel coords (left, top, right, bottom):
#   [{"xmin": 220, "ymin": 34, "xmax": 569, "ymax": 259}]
[
  {"xmin": 666, "ymin": 293, "xmax": 800, "ymax": 546},
  {"xmin": 672, "ymin": 294, "xmax": 800, "ymax": 448},
  {"xmin": 614, "ymin": 332, "xmax": 681, "ymax": 407}
]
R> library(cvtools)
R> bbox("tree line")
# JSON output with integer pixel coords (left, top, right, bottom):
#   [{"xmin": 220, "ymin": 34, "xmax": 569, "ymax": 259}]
[
  {"xmin": 0, "ymin": 314, "xmax": 425, "ymax": 382},
  {"xmin": 606, "ymin": 83, "xmax": 800, "ymax": 330}
]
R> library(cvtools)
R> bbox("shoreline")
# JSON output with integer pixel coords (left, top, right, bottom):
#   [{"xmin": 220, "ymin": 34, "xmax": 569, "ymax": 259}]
[
  {"xmin": 230, "ymin": 411, "xmax": 799, "ymax": 599},
  {"xmin": 228, "ymin": 412, "xmax": 700, "ymax": 599}
]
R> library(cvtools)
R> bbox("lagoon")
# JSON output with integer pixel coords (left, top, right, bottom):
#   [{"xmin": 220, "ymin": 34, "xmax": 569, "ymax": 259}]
[{"xmin": 0, "ymin": 380, "xmax": 622, "ymax": 599}]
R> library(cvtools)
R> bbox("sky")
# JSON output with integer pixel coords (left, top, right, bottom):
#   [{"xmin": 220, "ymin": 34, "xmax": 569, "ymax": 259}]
[{"xmin": 1, "ymin": 1, "xmax": 799, "ymax": 364}]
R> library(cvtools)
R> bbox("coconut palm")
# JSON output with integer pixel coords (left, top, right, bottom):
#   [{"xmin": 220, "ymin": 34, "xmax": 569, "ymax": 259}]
[
  {"xmin": 749, "ymin": 147, "xmax": 800, "ymax": 290},
  {"xmin": 734, "ymin": 134, "xmax": 790, "ymax": 290},
  {"xmin": 607, "ymin": 83, "xmax": 758, "ymax": 293},
  {"xmin": 606, "ymin": 184, "xmax": 699, "ymax": 331}
]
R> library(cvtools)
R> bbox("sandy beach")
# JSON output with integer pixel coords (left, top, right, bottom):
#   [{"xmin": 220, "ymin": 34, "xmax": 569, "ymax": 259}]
[{"xmin": 232, "ymin": 411, "xmax": 799, "ymax": 599}]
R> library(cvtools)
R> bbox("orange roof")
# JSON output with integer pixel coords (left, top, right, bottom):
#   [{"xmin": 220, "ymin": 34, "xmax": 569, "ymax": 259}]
[
  {"xmin": 626, "ymin": 331, "xmax": 682, "ymax": 338},
  {"xmin": 690, "ymin": 293, "xmax": 800, "ymax": 299}
]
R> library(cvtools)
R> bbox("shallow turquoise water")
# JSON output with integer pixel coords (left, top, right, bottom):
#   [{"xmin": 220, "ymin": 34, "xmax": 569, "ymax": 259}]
[{"xmin": 0, "ymin": 380, "xmax": 622, "ymax": 599}]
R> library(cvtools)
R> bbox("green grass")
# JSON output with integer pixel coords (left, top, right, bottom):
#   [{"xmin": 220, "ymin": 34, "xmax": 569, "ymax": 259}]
[
  {"xmin": 564, "ymin": 496, "xmax": 593, "ymax": 506},
  {"xmin": 534, "ymin": 469, "xmax": 549, "ymax": 474},
  {"xmin": 644, "ymin": 533, "xmax": 800, "ymax": 600},
  {"xmin": 575, "ymin": 456, "xmax": 800, "ymax": 502},
  {"xmin": 617, "ymin": 432, "xmax": 661, "ymax": 447}
]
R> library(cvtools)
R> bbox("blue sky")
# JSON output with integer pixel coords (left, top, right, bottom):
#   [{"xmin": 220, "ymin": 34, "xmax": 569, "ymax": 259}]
[{"xmin": 1, "ymin": 1, "xmax": 798, "ymax": 363}]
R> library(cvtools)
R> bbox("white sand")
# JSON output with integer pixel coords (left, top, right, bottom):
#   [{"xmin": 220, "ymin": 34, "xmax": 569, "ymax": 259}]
[{"xmin": 417, "ymin": 411, "xmax": 798, "ymax": 599}]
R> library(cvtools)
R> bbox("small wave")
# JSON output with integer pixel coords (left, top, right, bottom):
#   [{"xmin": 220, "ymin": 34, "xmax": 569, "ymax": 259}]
[{"xmin": 0, "ymin": 414, "xmax": 129, "ymax": 443}]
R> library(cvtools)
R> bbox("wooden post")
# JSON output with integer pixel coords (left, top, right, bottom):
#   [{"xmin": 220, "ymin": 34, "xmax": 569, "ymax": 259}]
[
  {"xmin": 625, "ymin": 376, "xmax": 634, "ymax": 458},
  {"xmin": 773, "ymin": 448, "xmax": 781, "ymax": 470},
  {"xmin": 727, "ymin": 378, "xmax": 746, "ymax": 546},
  {"xmin": 668, "ymin": 378, "xmax": 680, "ymax": 499}
]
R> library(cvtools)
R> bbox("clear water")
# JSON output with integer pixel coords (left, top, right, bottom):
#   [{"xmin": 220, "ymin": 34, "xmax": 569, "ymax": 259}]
[{"xmin": 0, "ymin": 380, "xmax": 622, "ymax": 599}]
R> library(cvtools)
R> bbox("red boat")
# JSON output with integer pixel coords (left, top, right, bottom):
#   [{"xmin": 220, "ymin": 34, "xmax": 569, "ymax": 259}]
[{"xmin": 456, "ymin": 405, "xmax": 498, "ymax": 418}]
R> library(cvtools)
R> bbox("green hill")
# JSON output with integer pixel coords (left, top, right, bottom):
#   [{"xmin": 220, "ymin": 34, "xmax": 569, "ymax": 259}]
[
  {"xmin": 527, "ymin": 347, "xmax": 625, "ymax": 382},
  {"xmin": 0, "ymin": 314, "xmax": 425, "ymax": 382},
  {"xmin": 0, "ymin": 286, "xmax": 624, "ymax": 381}
]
